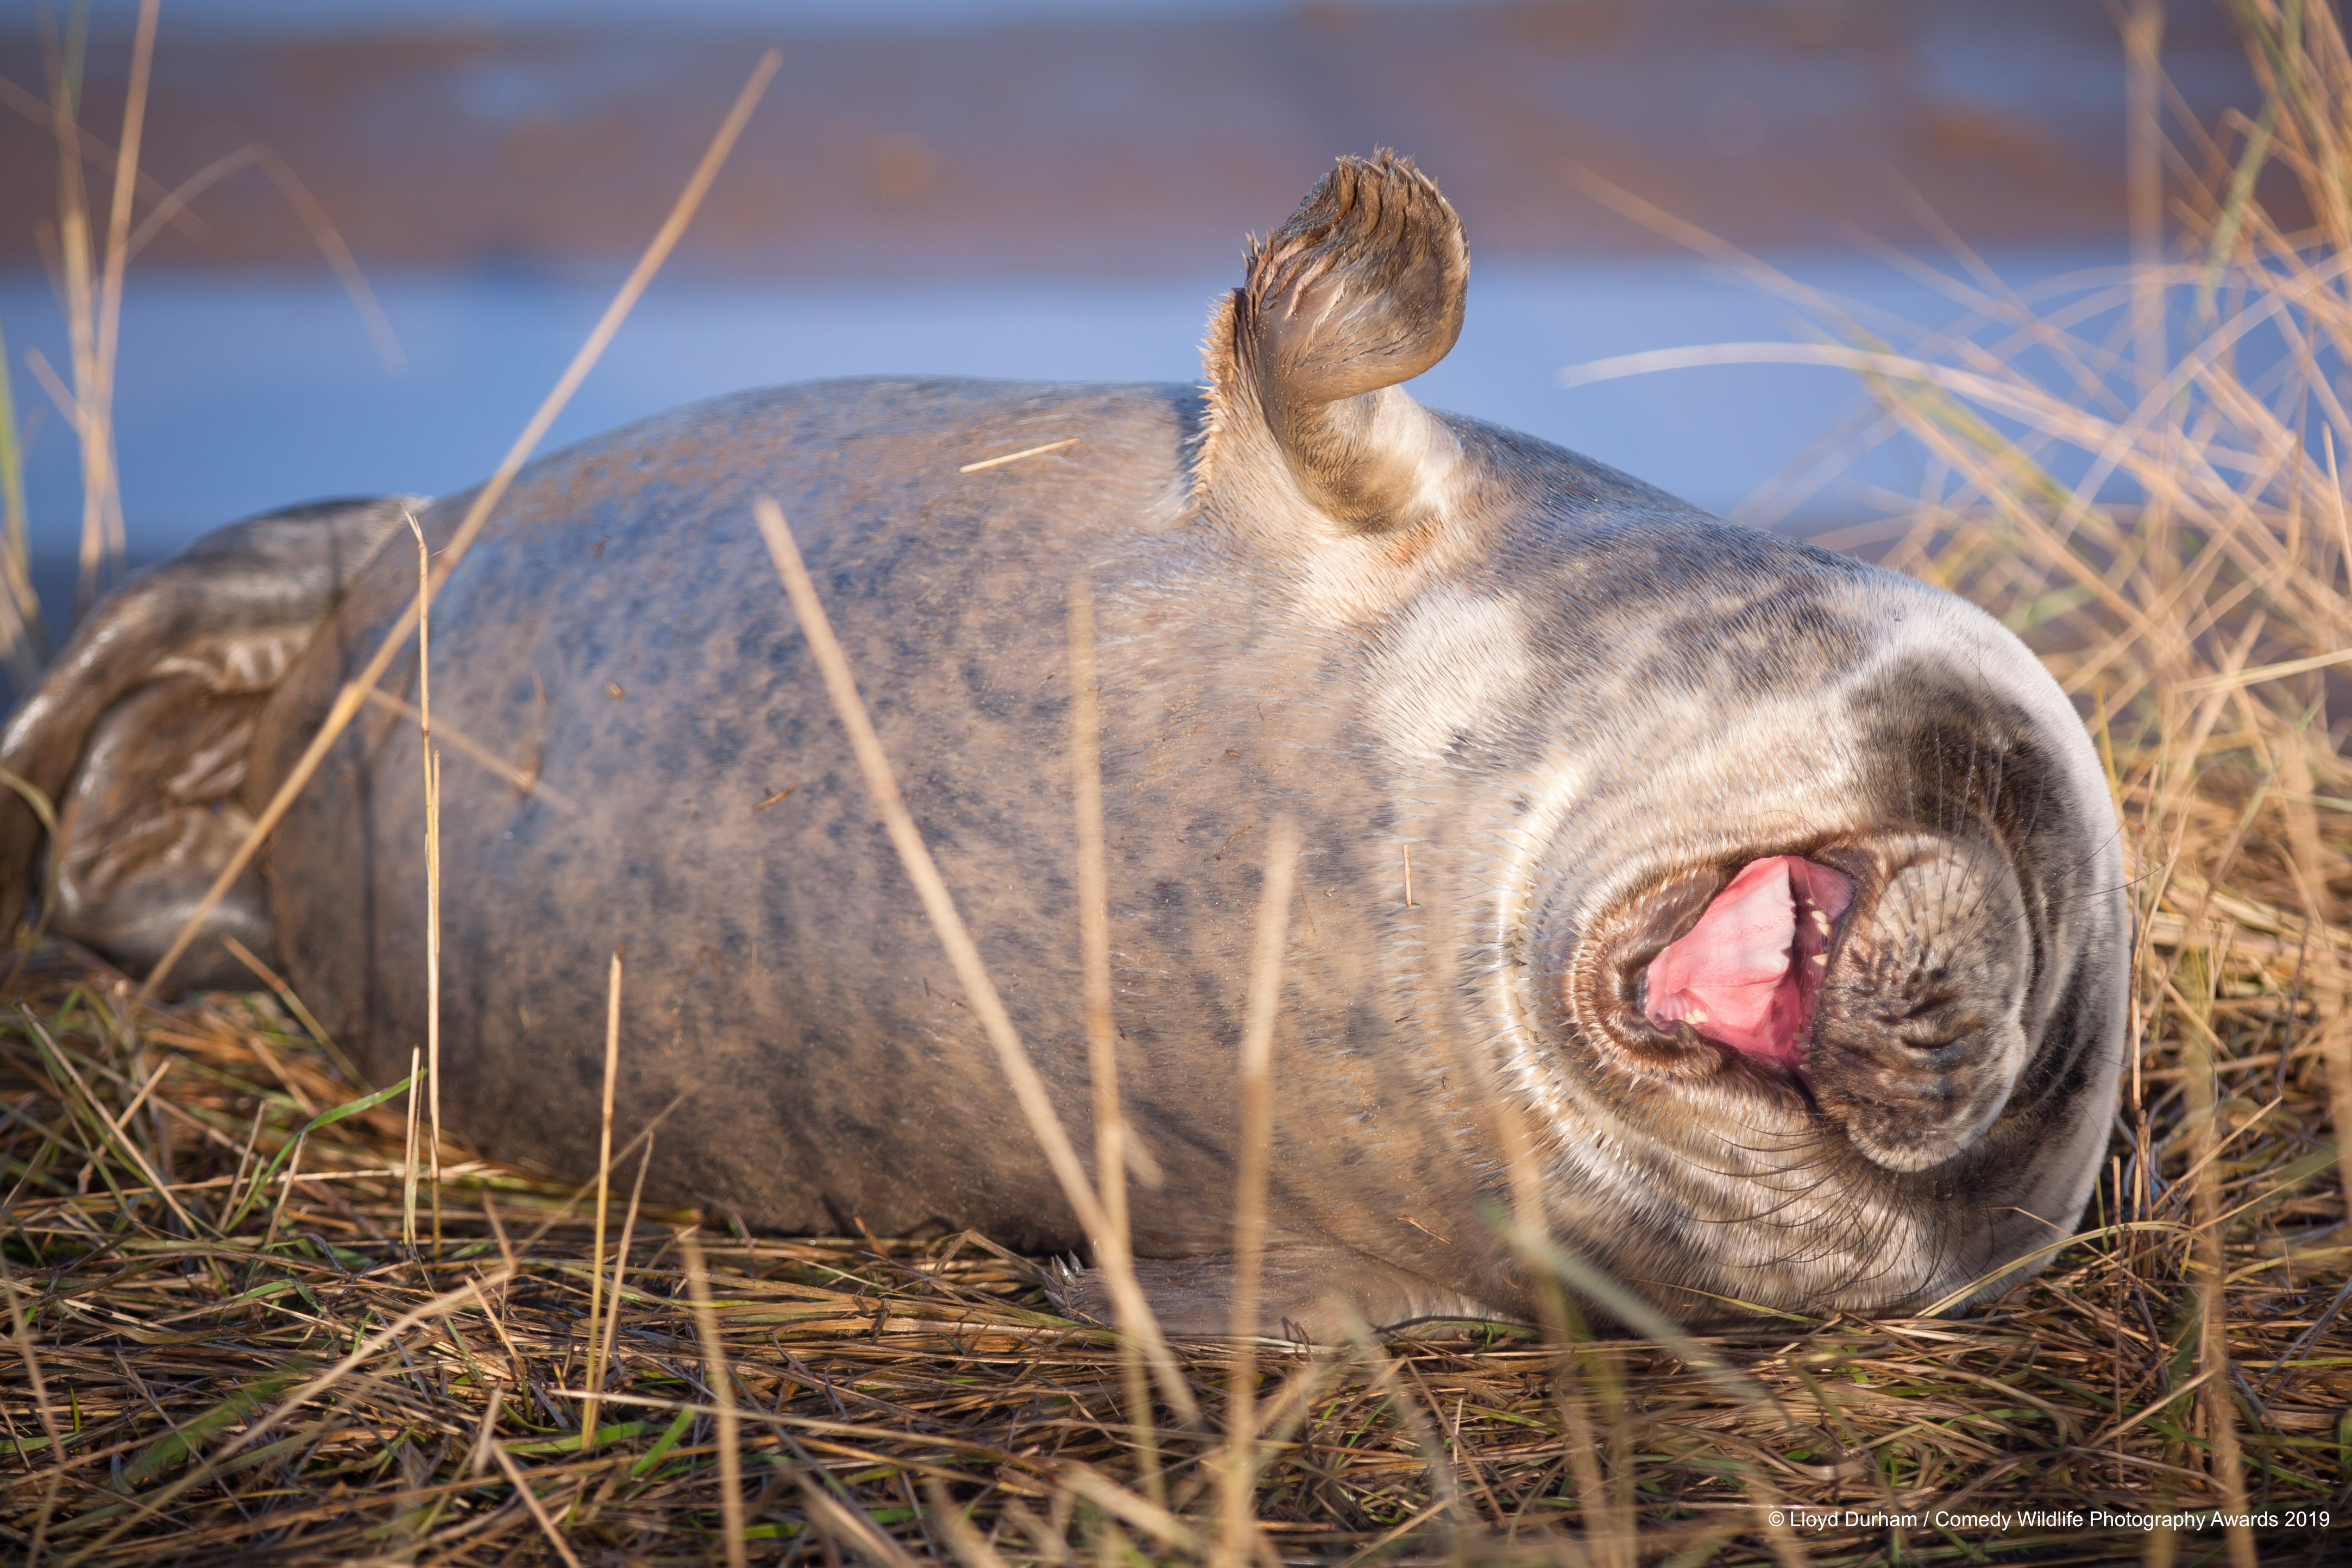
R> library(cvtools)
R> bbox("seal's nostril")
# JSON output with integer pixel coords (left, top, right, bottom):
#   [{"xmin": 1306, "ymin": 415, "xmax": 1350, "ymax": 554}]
[
  {"xmin": 1871, "ymin": 998, "xmax": 1955, "ymax": 1028},
  {"xmin": 1803, "ymin": 837, "xmax": 2043, "ymax": 1172}
]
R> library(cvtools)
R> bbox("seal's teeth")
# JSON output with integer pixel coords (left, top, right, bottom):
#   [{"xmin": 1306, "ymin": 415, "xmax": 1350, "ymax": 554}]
[
  {"xmin": 1812, "ymin": 954, "xmax": 1828, "ymax": 965},
  {"xmin": 1688, "ymin": 1009, "xmax": 1709, "ymax": 1023}
]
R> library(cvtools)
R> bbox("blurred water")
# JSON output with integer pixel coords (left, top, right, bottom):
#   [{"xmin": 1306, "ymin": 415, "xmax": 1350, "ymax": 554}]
[
  {"xmin": 71, "ymin": 0, "xmax": 1512, "ymax": 37},
  {"xmin": 1, "ymin": 244, "xmax": 2123, "ymax": 631}
]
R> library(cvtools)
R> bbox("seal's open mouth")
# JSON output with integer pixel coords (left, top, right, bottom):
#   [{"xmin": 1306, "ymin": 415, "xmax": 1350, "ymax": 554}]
[{"xmin": 1640, "ymin": 857, "xmax": 1854, "ymax": 1073}]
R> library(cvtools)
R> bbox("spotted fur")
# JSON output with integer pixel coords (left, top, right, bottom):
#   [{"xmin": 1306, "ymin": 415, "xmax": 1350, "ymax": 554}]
[{"xmin": 0, "ymin": 160, "xmax": 2125, "ymax": 1337}]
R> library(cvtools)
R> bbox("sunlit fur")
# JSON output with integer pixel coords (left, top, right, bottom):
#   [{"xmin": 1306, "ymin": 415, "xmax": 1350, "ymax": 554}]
[{"xmin": 0, "ymin": 157, "xmax": 2127, "ymax": 1336}]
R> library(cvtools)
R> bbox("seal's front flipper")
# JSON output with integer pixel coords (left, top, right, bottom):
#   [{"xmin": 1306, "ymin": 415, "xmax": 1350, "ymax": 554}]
[
  {"xmin": 1053, "ymin": 1248, "xmax": 1499, "ymax": 1343},
  {"xmin": 1201, "ymin": 151, "xmax": 1469, "ymax": 535},
  {"xmin": 0, "ymin": 497, "xmax": 416, "ymax": 989}
]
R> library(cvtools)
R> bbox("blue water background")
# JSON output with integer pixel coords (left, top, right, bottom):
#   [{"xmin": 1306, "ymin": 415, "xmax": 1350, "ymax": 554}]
[{"xmin": 1, "ymin": 244, "xmax": 2130, "ymax": 633}]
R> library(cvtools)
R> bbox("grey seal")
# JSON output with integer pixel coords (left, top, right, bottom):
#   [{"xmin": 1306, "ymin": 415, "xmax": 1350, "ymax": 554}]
[{"xmin": 0, "ymin": 155, "xmax": 2127, "ymax": 1334}]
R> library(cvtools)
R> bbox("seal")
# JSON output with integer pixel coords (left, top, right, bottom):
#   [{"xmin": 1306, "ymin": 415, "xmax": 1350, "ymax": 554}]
[{"xmin": 0, "ymin": 154, "xmax": 2127, "ymax": 1335}]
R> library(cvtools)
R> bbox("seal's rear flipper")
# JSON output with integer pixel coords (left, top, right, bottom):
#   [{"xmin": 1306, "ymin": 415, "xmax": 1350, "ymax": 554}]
[
  {"xmin": 1201, "ymin": 152, "xmax": 1469, "ymax": 534},
  {"xmin": 0, "ymin": 498, "xmax": 416, "ymax": 990},
  {"xmin": 1051, "ymin": 1247, "xmax": 1500, "ymax": 1343}
]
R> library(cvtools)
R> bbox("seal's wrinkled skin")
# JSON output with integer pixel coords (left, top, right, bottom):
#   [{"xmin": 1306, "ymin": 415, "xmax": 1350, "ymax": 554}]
[{"xmin": 0, "ymin": 156, "xmax": 2127, "ymax": 1335}]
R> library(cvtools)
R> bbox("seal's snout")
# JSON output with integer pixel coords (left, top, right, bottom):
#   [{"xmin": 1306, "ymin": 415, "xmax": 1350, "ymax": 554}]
[
  {"xmin": 1591, "ymin": 832, "xmax": 2040, "ymax": 1173},
  {"xmin": 1640, "ymin": 856, "xmax": 1851, "ymax": 1073},
  {"xmin": 1804, "ymin": 836, "xmax": 2035, "ymax": 1173}
]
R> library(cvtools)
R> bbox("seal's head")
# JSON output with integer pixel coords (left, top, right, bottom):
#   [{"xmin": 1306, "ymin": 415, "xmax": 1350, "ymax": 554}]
[
  {"xmin": 1529, "ymin": 619, "xmax": 2129, "ymax": 1317},
  {"xmin": 1188, "ymin": 152, "xmax": 2128, "ymax": 1323}
]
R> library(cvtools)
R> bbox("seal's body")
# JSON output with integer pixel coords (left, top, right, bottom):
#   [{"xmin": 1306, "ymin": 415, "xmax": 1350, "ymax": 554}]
[{"xmin": 1, "ymin": 158, "xmax": 2127, "ymax": 1332}]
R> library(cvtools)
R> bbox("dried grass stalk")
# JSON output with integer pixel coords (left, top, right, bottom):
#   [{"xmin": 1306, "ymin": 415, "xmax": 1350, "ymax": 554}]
[
  {"xmin": 128, "ymin": 48, "xmax": 783, "ymax": 1003},
  {"xmin": 1067, "ymin": 573, "xmax": 1166, "ymax": 1504},
  {"xmin": 1215, "ymin": 818, "xmax": 1298, "ymax": 1568},
  {"xmin": 681, "ymin": 1228, "xmax": 747, "ymax": 1568},
  {"xmin": 753, "ymin": 495, "xmax": 1199, "ymax": 1426}
]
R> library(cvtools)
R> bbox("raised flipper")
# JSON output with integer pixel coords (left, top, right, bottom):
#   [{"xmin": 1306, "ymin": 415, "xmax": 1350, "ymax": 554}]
[
  {"xmin": 1200, "ymin": 150, "xmax": 1470, "ymax": 534},
  {"xmin": 0, "ymin": 497, "xmax": 416, "ymax": 989},
  {"xmin": 1052, "ymin": 1247, "xmax": 1502, "ymax": 1343}
]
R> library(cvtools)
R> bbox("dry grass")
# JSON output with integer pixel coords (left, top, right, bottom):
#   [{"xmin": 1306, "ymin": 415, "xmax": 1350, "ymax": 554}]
[
  {"xmin": 5, "ymin": 4, "xmax": 2352, "ymax": 1565},
  {"xmin": 0, "ymin": 937, "xmax": 2343, "ymax": 1566}
]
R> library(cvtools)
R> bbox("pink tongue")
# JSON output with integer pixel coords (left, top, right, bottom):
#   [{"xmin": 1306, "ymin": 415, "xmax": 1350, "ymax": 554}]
[{"xmin": 1643, "ymin": 856, "xmax": 1848, "ymax": 1071}]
